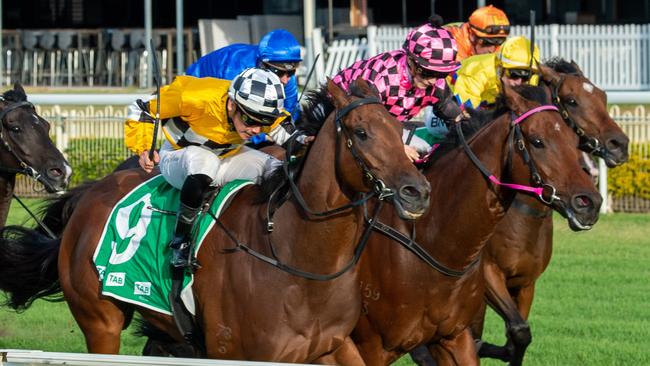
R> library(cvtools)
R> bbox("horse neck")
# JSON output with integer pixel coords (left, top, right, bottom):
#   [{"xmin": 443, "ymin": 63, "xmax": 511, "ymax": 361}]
[
  {"xmin": 275, "ymin": 114, "xmax": 365, "ymax": 272},
  {"xmin": 419, "ymin": 115, "xmax": 515, "ymax": 269},
  {"xmin": 0, "ymin": 174, "xmax": 16, "ymax": 226}
]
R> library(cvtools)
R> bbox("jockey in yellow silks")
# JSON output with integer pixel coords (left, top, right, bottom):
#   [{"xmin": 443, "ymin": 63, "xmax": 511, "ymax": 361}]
[
  {"xmin": 450, "ymin": 36, "xmax": 541, "ymax": 109},
  {"xmin": 124, "ymin": 69, "xmax": 295, "ymax": 269}
]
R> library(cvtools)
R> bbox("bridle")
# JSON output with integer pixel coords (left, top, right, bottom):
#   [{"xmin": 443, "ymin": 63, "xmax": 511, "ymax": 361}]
[
  {"xmin": 458, "ymin": 104, "xmax": 562, "ymax": 205},
  {"xmin": 550, "ymin": 75, "xmax": 606, "ymax": 157},
  {"xmin": 0, "ymin": 98, "xmax": 58, "ymax": 193},
  {"xmin": 214, "ymin": 96, "xmax": 397, "ymax": 281}
]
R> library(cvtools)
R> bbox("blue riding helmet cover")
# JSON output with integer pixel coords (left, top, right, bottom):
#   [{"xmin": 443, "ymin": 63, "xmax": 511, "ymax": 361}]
[{"xmin": 258, "ymin": 29, "xmax": 302, "ymax": 63}]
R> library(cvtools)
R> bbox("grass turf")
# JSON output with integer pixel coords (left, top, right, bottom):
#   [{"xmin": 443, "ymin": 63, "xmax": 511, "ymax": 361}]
[{"xmin": 1, "ymin": 199, "xmax": 649, "ymax": 364}]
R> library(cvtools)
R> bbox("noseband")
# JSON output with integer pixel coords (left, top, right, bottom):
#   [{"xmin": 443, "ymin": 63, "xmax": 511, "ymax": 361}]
[
  {"xmin": 551, "ymin": 76, "xmax": 605, "ymax": 157},
  {"xmin": 0, "ymin": 99, "xmax": 57, "ymax": 192}
]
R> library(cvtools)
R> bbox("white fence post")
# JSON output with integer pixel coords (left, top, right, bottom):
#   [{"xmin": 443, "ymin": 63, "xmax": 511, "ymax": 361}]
[
  {"xmin": 312, "ymin": 28, "xmax": 325, "ymax": 85},
  {"xmin": 550, "ymin": 24, "xmax": 559, "ymax": 56},
  {"xmin": 367, "ymin": 25, "xmax": 377, "ymax": 57},
  {"xmin": 599, "ymin": 158, "xmax": 609, "ymax": 214}
]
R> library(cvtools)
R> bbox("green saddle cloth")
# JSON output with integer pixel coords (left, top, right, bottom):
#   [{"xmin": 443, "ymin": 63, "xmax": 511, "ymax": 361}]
[{"xmin": 93, "ymin": 175, "xmax": 253, "ymax": 315}]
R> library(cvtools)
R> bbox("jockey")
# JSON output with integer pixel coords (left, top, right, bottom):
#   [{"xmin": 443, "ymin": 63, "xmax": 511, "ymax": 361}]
[
  {"xmin": 124, "ymin": 68, "xmax": 296, "ymax": 269},
  {"xmin": 186, "ymin": 29, "xmax": 303, "ymax": 122},
  {"xmin": 445, "ymin": 5, "xmax": 510, "ymax": 61},
  {"xmin": 450, "ymin": 36, "xmax": 541, "ymax": 110},
  {"xmin": 332, "ymin": 19, "xmax": 465, "ymax": 161}
]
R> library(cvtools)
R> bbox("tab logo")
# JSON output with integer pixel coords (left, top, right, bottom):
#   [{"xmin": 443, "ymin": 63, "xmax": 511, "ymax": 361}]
[
  {"xmin": 106, "ymin": 272, "xmax": 125, "ymax": 287},
  {"xmin": 96, "ymin": 266, "xmax": 106, "ymax": 281},
  {"xmin": 134, "ymin": 282, "xmax": 151, "ymax": 296}
]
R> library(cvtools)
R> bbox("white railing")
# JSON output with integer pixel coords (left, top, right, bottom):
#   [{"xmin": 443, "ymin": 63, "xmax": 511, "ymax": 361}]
[
  {"xmin": 0, "ymin": 349, "xmax": 311, "ymax": 366},
  {"xmin": 313, "ymin": 24, "xmax": 650, "ymax": 91},
  {"xmin": 11, "ymin": 96, "xmax": 650, "ymax": 213}
]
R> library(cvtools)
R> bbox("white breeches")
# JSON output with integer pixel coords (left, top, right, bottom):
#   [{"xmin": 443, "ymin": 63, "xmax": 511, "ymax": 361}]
[{"xmin": 158, "ymin": 141, "xmax": 282, "ymax": 190}]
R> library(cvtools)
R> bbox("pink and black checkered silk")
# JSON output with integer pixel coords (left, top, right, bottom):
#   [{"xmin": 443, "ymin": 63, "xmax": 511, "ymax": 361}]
[
  {"xmin": 403, "ymin": 23, "xmax": 459, "ymax": 73},
  {"xmin": 332, "ymin": 50, "xmax": 448, "ymax": 122}
]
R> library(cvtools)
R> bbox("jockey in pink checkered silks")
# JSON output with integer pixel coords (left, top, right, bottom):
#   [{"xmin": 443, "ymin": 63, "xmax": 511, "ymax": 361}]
[{"xmin": 333, "ymin": 18, "xmax": 465, "ymax": 161}]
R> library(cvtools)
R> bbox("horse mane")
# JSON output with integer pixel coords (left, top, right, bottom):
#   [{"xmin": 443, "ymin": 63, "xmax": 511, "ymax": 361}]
[
  {"xmin": 256, "ymin": 81, "xmax": 374, "ymax": 203},
  {"xmin": 544, "ymin": 57, "xmax": 580, "ymax": 75},
  {"xmin": 424, "ymin": 85, "xmax": 548, "ymax": 165},
  {"xmin": 37, "ymin": 181, "xmax": 97, "ymax": 237},
  {"xmin": 2, "ymin": 87, "xmax": 27, "ymax": 103}
]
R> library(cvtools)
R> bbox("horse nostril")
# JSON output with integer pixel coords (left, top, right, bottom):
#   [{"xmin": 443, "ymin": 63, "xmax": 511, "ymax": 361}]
[
  {"xmin": 399, "ymin": 185, "xmax": 420, "ymax": 200},
  {"xmin": 572, "ymin": 194, "xmax": 594, "ymax": 211},
  {"xmin": 48, "ymin": 167, "xmax": 63, "ymax": 178}
]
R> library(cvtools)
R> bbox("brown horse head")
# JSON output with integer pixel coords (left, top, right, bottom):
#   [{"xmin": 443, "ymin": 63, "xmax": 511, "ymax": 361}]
[
  {"xmin": 503, "ymin": 84, "xmax": 601, "ymax": 230},
  {"xmin": 326, "ymin": 78, "xmax": 430, "ymax": 219},
  {"xmin": 0, "ymin": 83, "xmax": 70, "ymax": 192},
  {"xmin": 540, "ymin": 60, "xmax": 629, "ymax": 167}
]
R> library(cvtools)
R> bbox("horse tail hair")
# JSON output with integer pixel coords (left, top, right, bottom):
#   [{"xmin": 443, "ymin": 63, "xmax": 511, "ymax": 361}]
[
  {"xmin": 0, "ymin": 180, "xmax": 98, "ymax": 310},
  {"xmin": 0, "ymin": 226, "xmax": 62, "ymax": 310}
]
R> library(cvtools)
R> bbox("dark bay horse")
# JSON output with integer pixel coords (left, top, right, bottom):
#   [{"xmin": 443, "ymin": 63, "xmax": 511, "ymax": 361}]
[
  {"xmin": 464, "ymin": 60, "xmax": 629, "ymax": 366},
  {"xmin": 350, "ymin": 84, "xmax": 601, "ymax": 365},
  {"xmin": 0, "ymin": 83, "xmax": 70, "ymax": 224},
  {"xmin": 0, "ymin": 79, "xmax": 431, "ymax": 364}
]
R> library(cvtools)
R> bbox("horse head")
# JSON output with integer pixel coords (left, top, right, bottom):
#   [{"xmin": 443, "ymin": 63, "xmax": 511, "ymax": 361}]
[
  {"xmin": 0, "ymin": 83, "xmax": 71, "ymax": 193},
  {"xmin": 326, "ymin": 78, "xmax": 430, "ymax": 219},
  {"xmin": 502, "ymin": 84, "xmax": 601, "ymax": 231},
  {"xmin": 540, "ymin": 61, "xmax": 629, "ymax": 167}
]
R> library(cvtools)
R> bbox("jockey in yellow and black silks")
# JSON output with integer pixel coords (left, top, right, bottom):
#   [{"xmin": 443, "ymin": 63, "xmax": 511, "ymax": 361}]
[{"xmin": 124, "ymin": 68, "xmax": 295, "ymax": 269}]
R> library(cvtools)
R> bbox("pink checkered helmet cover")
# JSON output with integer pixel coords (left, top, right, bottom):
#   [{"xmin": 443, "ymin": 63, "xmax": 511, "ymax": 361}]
[{"xmin": 403, "ymin": 23, "xmax": 460, "ymax": 73}]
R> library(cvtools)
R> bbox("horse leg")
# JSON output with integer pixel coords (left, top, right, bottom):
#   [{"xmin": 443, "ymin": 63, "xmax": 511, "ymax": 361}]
[
  {"xmin": 410, "ymin": 344, "xmax": 438, "ymax": 366},
  {"xmin": 428, "ymin": 329, "xmax": 478, "ymax": 366},
  {"xmin": 478, "ymin": 262, "xmax": 531, "ymax": 365},
  {"xmin": 504, "ymin": 283, "xmax": 537, "ymax": 366},
  {"xmin": 313, "ymin": 336, "xmax": 366, "ymax": 366}
]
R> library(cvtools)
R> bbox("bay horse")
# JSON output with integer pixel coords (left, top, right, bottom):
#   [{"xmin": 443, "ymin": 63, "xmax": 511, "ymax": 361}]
[
  {"xmin": 0, "ymin": 83, "xmax": 70, "ymax": 225},
  {"xmin": 349, "ymin": 83, "xmax": 601, "ymax": 365},
  {"xmin": 0, "ymin": 78, "xmax": 431, "ymax": 364},
  {"xmin": 461, "ymin": 59, "xmax": 629, "ymax": 366}
]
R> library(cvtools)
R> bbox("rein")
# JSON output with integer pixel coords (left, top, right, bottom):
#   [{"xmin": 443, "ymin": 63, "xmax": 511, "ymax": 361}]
[
  {"xmin": 550, "ymin": 76, "xmax": 604, "ymax": 156},
  {"xmin": 0, "ymin": 99, "xmax": 58, "ymax": 239},
  {"xmin": 457, "ymin": 104, "xmax": 562, "ymax": 205},
  {"xmin": 215, "ymin": 96, "xmax": 396, "ymax": 281}
]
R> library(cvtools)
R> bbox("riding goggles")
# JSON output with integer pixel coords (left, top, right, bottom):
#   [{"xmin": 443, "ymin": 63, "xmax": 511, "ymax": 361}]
[
  {"xmin": 470, "ymin": 24, "xmax": 510, "ymax": 36},
  {"xmin": 262, "ymin": 61, "xmax": 298, "ymax": 78},
  {"xmin": 477, "ymin": 37, "xmax": 506, "ymax": 46},
  {"xmin": 504, "ymin": 68, "xmax": 532, "ymax": 81},
  {"xmin": 237, "ymin": 105, "xmax": 276, "ymax": 127},
  {"xmin": 414, "ymin": 64, "xmax": 451, "ymax": 80}
]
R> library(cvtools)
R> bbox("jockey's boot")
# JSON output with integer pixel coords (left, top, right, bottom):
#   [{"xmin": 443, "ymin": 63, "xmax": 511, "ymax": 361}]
[
  {"xmin": 169, "ymin": 202, "xmax": 201, "ymax": 270},
  {"xmin": 169, "ymin": 174, "xmax": 213, "ymax": 271}
]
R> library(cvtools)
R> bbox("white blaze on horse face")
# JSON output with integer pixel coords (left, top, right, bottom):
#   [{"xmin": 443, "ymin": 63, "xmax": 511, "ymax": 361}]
[
  {"xmin": 109, "ymin": 193, "xmax": 153, "ymax": 265},
  {"xmin": 583, "ymin": 82, "xmax": 594, "ymax": 93},
  {"xmin": 554, "ymin": 122, "xmax": 561, "ymax": 132}
]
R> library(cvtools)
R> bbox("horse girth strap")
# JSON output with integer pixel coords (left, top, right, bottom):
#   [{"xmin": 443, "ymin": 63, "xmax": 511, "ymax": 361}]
[{"xmin": 370, "ymin": 219, "xmax": 480, "ymax": 277}]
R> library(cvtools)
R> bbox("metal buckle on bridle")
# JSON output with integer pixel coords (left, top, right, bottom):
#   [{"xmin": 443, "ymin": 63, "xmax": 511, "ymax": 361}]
[
  {"xmin": 373, "ymin": 179, "xmax": 394, "ymax": 200},
  {"xmin": 538, "ymin": 183, "xmax": 560, "ymax": 204}
]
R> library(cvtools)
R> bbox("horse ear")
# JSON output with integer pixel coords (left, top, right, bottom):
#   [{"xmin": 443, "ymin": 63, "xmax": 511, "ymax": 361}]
[
  {"xmin": 326, "ymin": 78, "xmax": 350, "ymax": 109},
  {"xmin": 13, "ymin": 82, "xmax": 25, "ymax": 97},
  {"xmin": 569, "ymin": 60, "xmax": 584, "ymax": 76},
  {"xmin": 351, "ymin": 78, "xmax": 380, "ymax": 99},
  {"xmin": 539, "ymin": 64, "xmax": 561, "ymax": 85},
  {"xmin": 502, "ymin": 83, "xmax": 527, "ymax": 114}
]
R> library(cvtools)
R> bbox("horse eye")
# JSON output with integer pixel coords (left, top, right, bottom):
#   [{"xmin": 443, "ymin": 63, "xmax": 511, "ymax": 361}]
[
  {"xmin": 354, "ymin": 128, "xmax": 368, "ymax": 140},
  {"xmin": 9, "ymin": 126, "xmax": 20, "ymax": 133},
  {"xmin": 530, "ymin": 138, "xmax": 545, "ymax": 148},
  {"xmin": 564, "ymin": 98, "xmax": 578, "ymax": 107}
]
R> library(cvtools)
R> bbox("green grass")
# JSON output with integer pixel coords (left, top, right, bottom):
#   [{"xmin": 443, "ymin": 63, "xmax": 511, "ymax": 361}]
[{"xmin": 1, "ymin": 200, "xmax": 650, "ymax": 363}]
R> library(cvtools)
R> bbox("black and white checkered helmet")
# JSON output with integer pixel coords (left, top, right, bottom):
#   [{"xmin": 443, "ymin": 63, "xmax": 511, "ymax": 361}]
[{"xmin": 228, "ymin": 68, "xmax": 286, "ymax": 124}]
